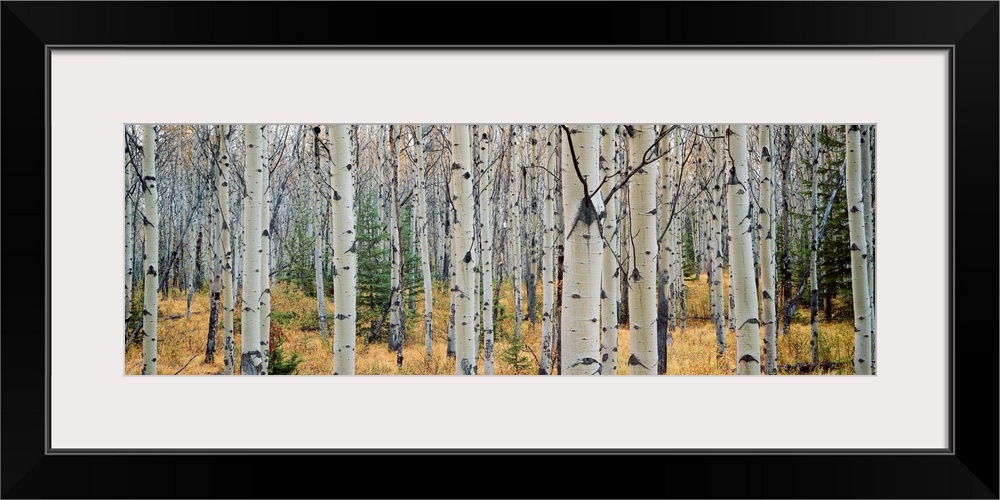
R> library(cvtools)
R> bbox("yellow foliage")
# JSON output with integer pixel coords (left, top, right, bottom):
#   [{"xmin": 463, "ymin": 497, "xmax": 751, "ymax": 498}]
[{"xmin": 125, "ymin": 274, "xmax": 856, "ymax": 375}]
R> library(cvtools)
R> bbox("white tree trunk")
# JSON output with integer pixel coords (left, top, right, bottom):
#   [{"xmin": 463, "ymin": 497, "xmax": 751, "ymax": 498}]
[
  {"xmin": 414, "ymin": 126, "xmax": 433, "ymax": 361},
  {"xmin": 757, "ymin": 125, "xmax": 778, "ymax": 375},
  {"xmin": 331, "ymin": 124, "xmax": 357, "ymax": 375},
  {"xmin": 141, "ymin": 125, "xmax": 158, "ymax": 375},
  {"xmin": 479, "ymin": 125, "xmax": 496, "ymax": 375},
  {"xmin": 725, "ymin": 125, "xmax": 762, "ymax": 375},
  {"xmin": 218, "ymin": 126, "xmax": 236, "ymax": 375},
  {"xmin": 673, "ymin": 131, "xmax": 686, "ymax": 336},
  {"xmin": 510, "ymin": 128, "xmax": 524, "ymax": 342},
  {"xmin": 657, "ymin": 126, "xmax": 673, "ymax": 374},
  {"xmin": 627, "ymin": 125, "xmax": 658, "ymax": 375},
  {"xmin": 125, "ymin": 150, "xmax": 134, "ymax": 337},
  {"xmin": 810, "ymin": 126, "xmax": 821, "ymax": 365},
  {"xmin": 185, "ymin": 181, "xmax": 197, "ymax": 320},
  {"xmin": 558, "ymin": 125, "xmax": 602, "ymax": 375},
  {"xmin": 710, "ymin": 124, "xmax": 727, "ymax": 356},
  {"xmin": 846, "ymin": 125, "xmax": 874, "ymax": 375},
  {"xmin": 599, "ymin": 126, "xmax": 619, "ymax": 375},
  {"xmin": 861, "ymin": 125, "xmax": 876, "ymax": 373},
  {"xmin": 539, "ymin": 126, "xmax": 556, "ymax": 375},
  {"xmin": 241, "ymin": 124, "xmax": 264, "ymax": 375},
  {"xmin": 451, "ymin": 125, "xmax": 477, "ymax": 375},
  {"xmin": 259, "ymin": 138, "xmax": 272, "ymax": 374},
  {"xmin": 389, "ymin": 126, "xmax": 403, "ymax": 367},
  {"xmin": 312, "ymin": 127, "xmax": 329, "ymax": 340}
]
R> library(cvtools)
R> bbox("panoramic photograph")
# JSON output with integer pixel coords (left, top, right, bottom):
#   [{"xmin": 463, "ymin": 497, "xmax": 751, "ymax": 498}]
[{"xmin": 124, "ymin": 124, "xmax": 875, "ymax": 375}]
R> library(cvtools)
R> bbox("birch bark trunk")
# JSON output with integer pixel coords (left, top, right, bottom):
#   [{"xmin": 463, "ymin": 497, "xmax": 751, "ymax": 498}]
[
  {"xmin": 240, "ymin": 124, "xmax": 264, "ymax": 375},
  {"xmin": 451, "ymin": 125, "xmax": 477, "ymax": 375},
  {"xmin": 599, "ymin": 126, "xmax": 620, "ymax": 375},
  {"xmin": 141, "ymin": 125, "xmax": 158, "ymax": 375},
  {"xmin": 219, "ymin": 126, "xmax": 236, "ymax": 374},
  {"xmin": 559, "ymin": 125, "xmax": 603, "ymax": 375},
  {"xmin": 414, "ymin": 126, "xmax": 434, "ymax": 362},
  {"xmin": 757, "ymin": 125, "xmax": 778, "ymax": 374},
  {"xmin": 725, "ymin": 125, "xmax": 762, "ymax": 375},
  {"xmin": 479, "ymin": 125, "xmax": 496, "ymax": 374},
  {"xmin": 846, "ymin": 125, "xmax": 873, "ymax": 375},
  {"xmin": 627, "ymin": 125, "xmax": 658, "ymax": 375},
  {"xmin": 331, "ymin": 125, "xmax": 357, "ymax": 375}
]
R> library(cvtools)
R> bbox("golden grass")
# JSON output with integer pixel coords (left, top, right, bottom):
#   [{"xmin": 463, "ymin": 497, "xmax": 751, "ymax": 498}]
[{"xmin": 125, "ymin": 273, "xmax": 856, "ymax": 375}]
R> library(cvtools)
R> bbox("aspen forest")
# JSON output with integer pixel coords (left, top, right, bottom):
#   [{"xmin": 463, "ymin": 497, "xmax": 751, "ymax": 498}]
[{"xmin": 124, "ymin": 124, "xmax": 876, "ymax": 375}]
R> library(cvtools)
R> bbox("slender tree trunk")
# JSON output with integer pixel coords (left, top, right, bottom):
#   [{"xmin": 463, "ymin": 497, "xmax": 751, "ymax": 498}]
[
  {"xmin": 558, "ymin": 125, "xmax": 602, "ymax": 375},
  {"xmin": 779, "ymin": 125, "xmax": 793, "ymax": 336},
  {"xmin": 599, "ymin": 125, "xmax": 619, "ymax": 375},
  {"xmin": 725, "ymin": 125, "xmax": 762, "ymax": 375},
  {"xmin": 471, "ymin": 128, "xmax": 481, "ymax": 368},
  {"xmin": 510, "ymin": 128, "xmax": 524, "ymax": 341},
  {"xmin": 414, "ymin": 126, "xmax": 433, "ymax": 362},
  {"xmin": 125, "ymin": 150, "xmax": 134, "ymax": 338},
  {"xmin": 185, "ymin": 184, "xmax": 197, "ymax": 320},
  {"xmin": 861, "ymin": 125, "xmax": 876, "ymax": 373},
  {"xmin": 140, "ymin": 125, "xmax": 158, "ymax": 375},
  {"xmin": 331, "ymin": 125, "xmax": 357, "ymax": 375},
  {"xmin": 204, "ymin": 150, "xmax": 220, "ymax": 364},
  {"xmin": 451, "ymin": 125, "xmax": 477, "ymax": 375},
  {"xmin": 539, "ymin": 126, "xmax": 556, "ymax": 375},
  {"xmin": 241, "ymin": 124, "xmax": 264, "ymax": 375},
  {"xmin": 845, "ymin": 125, "xmax": 873, "ymax": 375},
  {"xmin": 219, "ymin": 126, "xmax": 236, "ymax": 375},
  {"xmin": 388, "ymin": 126, "xmax": 403, "ymax": 367},
  {"xmin": 446, "ymin": 168, "xmax": 456, "ymax": 359},
  {"xmin": 673, "ymin": 132, "xmax": 686, "ymax": 336},
  {"xmin": 479, "ymin": 126, "xmax": 496, "ymax": 374},
  {"xmin": 710, "ymin": 125, "xmax": 727, "ymax": 356},
  {"xmin": 259, "ymin": 143, "xmax": 272, "ymax": 374},
  {"xmin": 627, "ymin": 125, "xmax": 658, "ymax": 375},
  {"xmin": 656, "ymin": 126, "xmax": 672, "ymax": 374},
  {"xmin": 553, "ymin": 128, "xmax": 565, "ymax": 374},
  {"xmin": 810, "ymin": 126, "xmax": 821, "ymax": 365},
  {"xmin": 312, "ymin": 127, "xmax": 329, "ymax": 340},
  {"xmin": 526, "ymin": 130, "xmax": 539, "ymax": 326},
  {"xmin": 758, "ymin": 125, "xmax": 778, "ymax": 375}
]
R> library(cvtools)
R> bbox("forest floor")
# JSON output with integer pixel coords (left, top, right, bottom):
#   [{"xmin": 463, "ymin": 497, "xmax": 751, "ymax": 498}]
[{"xmin": 125, "ymin": 273, "xmax": 857, "ymax": 375}]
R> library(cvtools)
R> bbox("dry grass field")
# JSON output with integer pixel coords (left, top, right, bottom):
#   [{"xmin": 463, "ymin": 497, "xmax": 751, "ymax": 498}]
[{"xmin": 126, "ymin": 272, "xmax": 856, "ymax": 375}]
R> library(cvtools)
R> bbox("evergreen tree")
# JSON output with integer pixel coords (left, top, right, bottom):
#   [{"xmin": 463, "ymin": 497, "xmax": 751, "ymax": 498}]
[
  {"xmin": 355, "ymin": 194, "xmax": 392, "ymax": 340},
  {"xmin": 816, "ymin": 129, "xmax": 852, "ymax": 320}
]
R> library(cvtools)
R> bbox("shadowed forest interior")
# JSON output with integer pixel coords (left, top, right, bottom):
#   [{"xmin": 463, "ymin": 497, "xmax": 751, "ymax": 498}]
[{"xmin": 124, "ymin": 124, "xmax": 875, "ymax": 375}]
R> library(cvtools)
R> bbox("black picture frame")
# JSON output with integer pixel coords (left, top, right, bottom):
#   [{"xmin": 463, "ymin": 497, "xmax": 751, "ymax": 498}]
[{"xmin": 2, "ymin": 1, "xmax": 996, "ymax": 498}]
